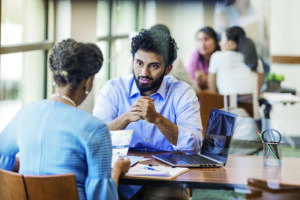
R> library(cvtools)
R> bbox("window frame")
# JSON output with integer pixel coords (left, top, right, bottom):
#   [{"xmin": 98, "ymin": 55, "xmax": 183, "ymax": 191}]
[
  {"xmin": 0, "ymin": 0, "xmax": 54, "ymax": 99},
  {"xmin": 97, "ymin": 0, "xmax": 141, "ymax": 80}
]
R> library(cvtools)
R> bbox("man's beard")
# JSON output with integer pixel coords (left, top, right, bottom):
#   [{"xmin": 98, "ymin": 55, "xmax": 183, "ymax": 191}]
[{"xmin": 134, "ymin": 72, "xmax": 165, "ymax": 94}]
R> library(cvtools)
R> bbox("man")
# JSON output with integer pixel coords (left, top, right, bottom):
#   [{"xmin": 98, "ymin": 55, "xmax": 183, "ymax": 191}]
[{"xmin": 93, "ymin": 29, "xmax": 202, "ymax": 199}]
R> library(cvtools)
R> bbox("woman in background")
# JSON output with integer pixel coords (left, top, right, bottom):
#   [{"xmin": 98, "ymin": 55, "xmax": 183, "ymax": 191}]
[
  {"xmin": 0, "ymin": 39, "xmax": 130, "ymax": 200},
  {"xmin": 186, "ymin": 26, "xmax": 220, "ymax": 90},
  {"xmin": 208, "ymin": 26, "xmax": 263, "ymax": 130}
]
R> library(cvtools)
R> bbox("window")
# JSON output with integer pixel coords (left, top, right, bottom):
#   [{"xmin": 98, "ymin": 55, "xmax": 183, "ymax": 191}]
[
  {"xmin": 94, "ymin": 0, "xmax": 141, "ymax": 97},
  {"xmin": 0, "ymin": 0, "xmax": 54, "ymax": 131}
]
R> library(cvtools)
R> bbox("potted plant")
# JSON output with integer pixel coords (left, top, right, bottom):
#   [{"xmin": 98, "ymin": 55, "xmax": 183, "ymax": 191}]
[{"xmin": 266, "ymin": 73, "xmax": 285, "ymax": 92}]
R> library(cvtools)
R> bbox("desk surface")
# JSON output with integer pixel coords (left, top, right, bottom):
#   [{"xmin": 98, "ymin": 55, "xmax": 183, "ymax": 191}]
[{"xmin": 120, "ymin": 151, "xmax": 300, "ymax": 189}]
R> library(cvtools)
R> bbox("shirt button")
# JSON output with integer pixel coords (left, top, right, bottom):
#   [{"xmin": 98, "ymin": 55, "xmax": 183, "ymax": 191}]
[{"xmin": 144, "ymin": 138, "xmax": 147, "ymax": 142}]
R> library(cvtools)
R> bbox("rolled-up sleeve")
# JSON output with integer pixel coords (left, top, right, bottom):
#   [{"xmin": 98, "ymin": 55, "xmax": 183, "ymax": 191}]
[
  {"xmin": 93, "ymin": 83, "xmax": 118, "ymax": 123},
  {"xmin": 174, "ymin": 87, "xmax": 202, "ymax": 154}
]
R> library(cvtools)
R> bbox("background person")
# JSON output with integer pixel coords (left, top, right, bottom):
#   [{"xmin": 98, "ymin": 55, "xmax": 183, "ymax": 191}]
[
  {"xmin": 150, "ymin": 24, "xmax": 201, "ymax": 96},
  {"xmin": 185, "ymin": 26, "xmax": 220, "ymax": 90},
  {"xmin": 0, "ymin": 39, "xmax": 130, "ymax": 200},
  {"xmin": 208, "ymin": 26, "xmax": 263, "ymax": 137}
]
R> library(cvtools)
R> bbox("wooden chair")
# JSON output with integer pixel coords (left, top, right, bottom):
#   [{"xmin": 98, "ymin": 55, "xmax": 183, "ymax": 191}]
[
  {"xmin": 0, "ymin": 169, "xmax": 27, "ymax": 200},
  {"xmin": 246, "ymin": 177, "xmax": 300, "ymax": 199},
  {"xmin": 199, "ymin": 91, "xmax": 226, "ymax": 138},
  {"xmin": 24, "ymin": 173, "xmax": 79, "ymax": 200}
]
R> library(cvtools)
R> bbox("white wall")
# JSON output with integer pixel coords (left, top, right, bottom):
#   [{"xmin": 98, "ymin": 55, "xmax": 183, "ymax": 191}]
[
  {"xmin": 270, "ymin": 0, "xmax": 300, "ymax": 93},
  {"xmin": 268, "ymin": 0, "xmax": 300, "ymax": 136},
  {"xmin": 144, "ymin": 1, "xmax": 204, "ymax": 64},
  {"xmin": 270, "ymin": 0, "xmax": 300, "ymax": 55}
]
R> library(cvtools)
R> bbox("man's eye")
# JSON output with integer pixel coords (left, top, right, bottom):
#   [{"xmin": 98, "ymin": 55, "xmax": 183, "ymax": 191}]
[
  {"xmin": 137, "ymin": 61, "xmax": 143, "ymax": 66},
  {"xmin": 151, "ymin": 64, "xmax": 159, "ymax": 69}
]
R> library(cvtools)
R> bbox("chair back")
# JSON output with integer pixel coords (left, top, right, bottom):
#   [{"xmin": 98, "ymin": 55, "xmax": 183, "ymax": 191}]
[
  {"xmin": 199, "ymin": 91, "xmax": 254, "ymax": 138},
  {"xmin": 0, "ymin": 169, "xmax": 27, "ymax": 200},
  {"xmin": 246, "ymin": 178, "xmax": 300, "ymax": 200},
  {"xmin": 237, "ymin": 93, "xmax": 254, "ymax": 118},
  {"xmin": 199, "ymin": 91, "xmax": 226, "ymax": 138},
  {"xmin": 24, "ymin": 173, "xmax": 79, "ymax": 200}
]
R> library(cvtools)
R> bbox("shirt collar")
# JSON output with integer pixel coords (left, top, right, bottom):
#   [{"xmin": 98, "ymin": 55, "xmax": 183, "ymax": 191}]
[{"xmin": 130, "ymin": 75, "xmax": 168, "ymax": 100}]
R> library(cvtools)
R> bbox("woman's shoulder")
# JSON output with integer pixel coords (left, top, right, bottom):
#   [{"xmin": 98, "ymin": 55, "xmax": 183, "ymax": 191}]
[
  {"xmin": 211, "ymin": 51, "xmax": 244, "ymax": 64},
  {"xmin": 212, "ymin": 50, "xmax": 240, "ymax": 57}
]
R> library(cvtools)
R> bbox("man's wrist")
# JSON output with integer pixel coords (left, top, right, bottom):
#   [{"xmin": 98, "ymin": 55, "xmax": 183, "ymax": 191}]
[
  {"xmin": 153, "ymin": 113, "xmax": 162, "ymax": 125},
  {"xmin": 123, "ymin": 112, "xmax": 132, "ymax": 124}
]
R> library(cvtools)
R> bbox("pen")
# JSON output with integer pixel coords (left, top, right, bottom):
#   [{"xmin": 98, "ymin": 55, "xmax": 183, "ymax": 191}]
[
  {"xmin": 143, "ymin": 166, "xmax": 160, "ymax": 172},
  {"xmin": 256, "ymin": 131, "xmax": 280, "ymax": 161}
]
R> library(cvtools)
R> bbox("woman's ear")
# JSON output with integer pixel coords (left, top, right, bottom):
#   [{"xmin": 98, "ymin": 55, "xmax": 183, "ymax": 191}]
[
  {"xmin": 52, "ymin": 74, "xmax": 56, "ymax": 86},
  {"xmin": 85, "ymin": 76, "xmax": 94, "ymax": 93}
]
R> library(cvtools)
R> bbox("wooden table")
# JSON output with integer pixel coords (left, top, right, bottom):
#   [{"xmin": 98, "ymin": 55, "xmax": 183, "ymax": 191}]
[{"xmin": 119, "ymin": 151, "xmax": 300, "ymax": 190}]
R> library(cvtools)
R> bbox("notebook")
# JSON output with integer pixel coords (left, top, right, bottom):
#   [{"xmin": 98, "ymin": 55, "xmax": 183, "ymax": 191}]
[
  {"xmin": 153, "ymin": 108, "xmax": 237, "ymax": 167},
  {"xmin": 124, "ymin": 164, "xmax": 189, "ymax": 179}
]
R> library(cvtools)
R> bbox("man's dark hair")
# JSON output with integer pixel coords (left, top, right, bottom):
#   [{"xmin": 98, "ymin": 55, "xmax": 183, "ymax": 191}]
[
  {"xmin": 49, "ymin": 38, "xmax": 103, "ymax": 89},
  {"xmin": 131, "ymin": 29, "xmax": 178, "ymax": 67}
]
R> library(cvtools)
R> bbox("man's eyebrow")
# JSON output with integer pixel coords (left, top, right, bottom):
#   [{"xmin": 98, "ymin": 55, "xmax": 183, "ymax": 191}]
[
  {"xmin": 148, "ymin": 62, "xmax": 161, "ymax": 66},
  {"xmin": 135, "ymin": 58, "xmax": 161, "ymax": 66},
  {"xmin": 135, "ymin": 58, "xmax": 143, "ymax": 63}
]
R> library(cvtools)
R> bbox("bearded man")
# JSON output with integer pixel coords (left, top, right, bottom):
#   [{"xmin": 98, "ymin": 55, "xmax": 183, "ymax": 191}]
[{"xmin": 93, "ymin": 29, "xmax": 202, "ymax": 200}]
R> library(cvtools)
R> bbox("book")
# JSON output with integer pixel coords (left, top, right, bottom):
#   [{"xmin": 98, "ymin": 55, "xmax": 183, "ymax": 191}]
[{"xmin": 124, "ymin": 164, "xmax": 189, "ymax": 179}]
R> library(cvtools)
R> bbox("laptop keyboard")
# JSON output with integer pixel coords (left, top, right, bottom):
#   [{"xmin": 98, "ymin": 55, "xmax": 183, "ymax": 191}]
[{"xmin": 169, "ymin": 154, "xmax": 218, "ymax": 165}]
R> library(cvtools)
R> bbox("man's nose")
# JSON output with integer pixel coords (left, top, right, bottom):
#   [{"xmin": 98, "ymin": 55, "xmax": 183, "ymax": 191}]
[{"xmin": 141, "ymin": 66, "xmax": 150, "ymax": 76}]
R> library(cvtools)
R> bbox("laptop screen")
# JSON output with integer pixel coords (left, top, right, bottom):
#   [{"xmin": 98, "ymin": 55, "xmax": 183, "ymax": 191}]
[{"xmin": 200, "ymin": 109, "xmax": 237, "ymax": 163}]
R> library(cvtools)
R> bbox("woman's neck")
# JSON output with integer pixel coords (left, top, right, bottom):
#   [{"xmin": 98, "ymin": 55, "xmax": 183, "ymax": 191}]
[
  {"xmin": 50, "ymin": 88, "xmax": 78, "ymax": 107},
  {"xmin": 202, "ymin": 53, "xmax": 212, "ymax": 62}
]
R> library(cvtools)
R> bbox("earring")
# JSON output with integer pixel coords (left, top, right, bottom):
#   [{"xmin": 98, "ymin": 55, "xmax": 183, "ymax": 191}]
[{"xmin": 85, "ymin": 91, "xmax": 89, "ymax": 95}]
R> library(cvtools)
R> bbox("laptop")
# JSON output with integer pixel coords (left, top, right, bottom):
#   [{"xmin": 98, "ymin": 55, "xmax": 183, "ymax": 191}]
[{"xmin": 153, "ymin": 108, "xmax": 237, "ymax": 167}]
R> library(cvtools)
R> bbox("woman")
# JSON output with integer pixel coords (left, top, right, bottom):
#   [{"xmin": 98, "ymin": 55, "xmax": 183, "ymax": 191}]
[
  {"xmin": 186, "ymin": 26, "xmax": 220, "ymax": 90},
  {"xmin": 208, "ymin": 26, "xmax": 263, "ymax": 131},
  {"xmin": 0, "ymin": 39, "xmax": 130, "ymax": 200}
]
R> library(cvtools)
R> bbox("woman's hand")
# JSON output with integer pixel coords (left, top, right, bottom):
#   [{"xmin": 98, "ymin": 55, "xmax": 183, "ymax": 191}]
[
  {"xmin": 111, "ymin": 157, "xmax": 131, "ymax": 186},
  {"xmin": 196, "ymin": 70, "xmax": 208, "ymax": 90}
]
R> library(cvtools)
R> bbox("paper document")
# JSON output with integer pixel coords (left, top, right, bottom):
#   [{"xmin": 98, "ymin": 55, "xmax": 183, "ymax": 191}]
[{"xmin": 124, "ymin": 164, "xmax": 189, "ymax": 179}]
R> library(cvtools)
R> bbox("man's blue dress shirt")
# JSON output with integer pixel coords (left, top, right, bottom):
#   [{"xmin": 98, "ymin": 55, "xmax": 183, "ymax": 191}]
[{"xmin": 93, "ymin": 74, "xmax": 202, "ymax": 153}]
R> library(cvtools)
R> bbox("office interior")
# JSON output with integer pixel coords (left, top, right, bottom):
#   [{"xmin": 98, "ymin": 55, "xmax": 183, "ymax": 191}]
[{"xmin": 1, "ymin": 0, "xmax": 300, "ymax": 156}]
